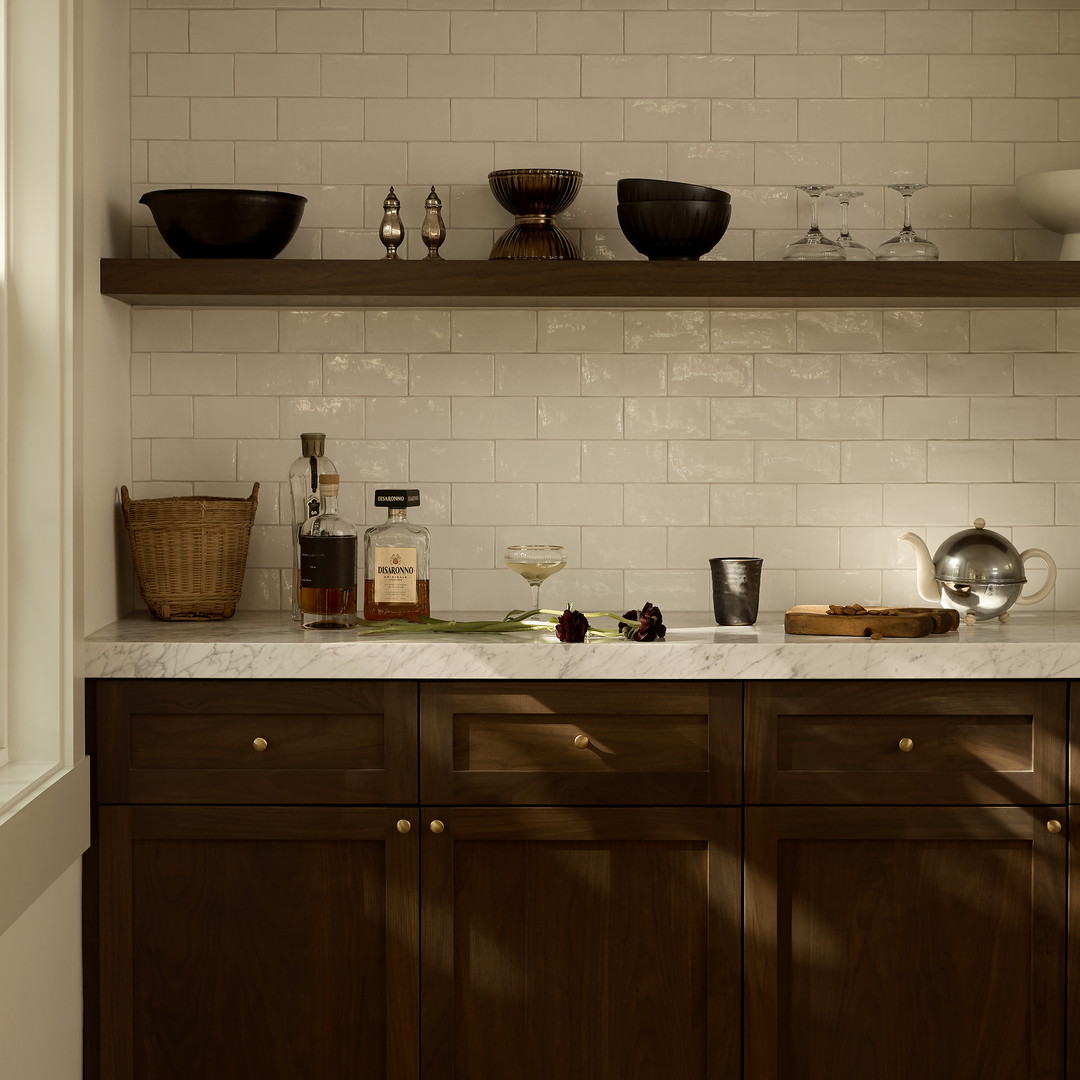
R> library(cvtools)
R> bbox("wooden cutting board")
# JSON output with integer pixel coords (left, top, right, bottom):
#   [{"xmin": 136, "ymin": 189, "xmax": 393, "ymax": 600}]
[{"xmin": 784, "ymin": 605, "xmax": 961, "ymax": 638}]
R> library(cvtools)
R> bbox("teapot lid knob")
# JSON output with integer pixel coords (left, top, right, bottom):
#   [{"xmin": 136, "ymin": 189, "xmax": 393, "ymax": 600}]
[{"xmin": 973, "ymin": 517, "xmax": 986, "ymax": 529}]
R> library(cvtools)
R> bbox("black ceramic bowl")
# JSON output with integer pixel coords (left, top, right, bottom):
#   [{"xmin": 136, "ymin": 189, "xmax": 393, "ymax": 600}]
[
  {"xmin": 139, "ymin": 188, "xmax": 307, "ymax": 259},
  {"xmin": 617, "ymin": 178, "xmax": 730, "ymax": 204},
  {"xmin": 617, "ymin": 199, "xmax": 732, "ymax": 260}
]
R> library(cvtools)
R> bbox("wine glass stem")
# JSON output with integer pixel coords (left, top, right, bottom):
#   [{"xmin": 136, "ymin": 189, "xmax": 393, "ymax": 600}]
[
  {"xmin": 902, "ymin": 193, "xmax": 913, "ymax": 231},
  {"xmin": 809, "ymin": 194, "xmax": 820, "ymax": 232},
  {"xmin": 839, "ymin": 200, "xmax": 850, "ymax": 238},
  {"xmin": 531, "ymin": 581, "xmax": 542, "ymax": 612}
]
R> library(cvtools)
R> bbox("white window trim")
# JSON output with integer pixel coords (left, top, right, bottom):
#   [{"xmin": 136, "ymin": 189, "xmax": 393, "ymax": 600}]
[{"xmin": 0, "ymin": 0, "xmax": 87, "ymax": 937}]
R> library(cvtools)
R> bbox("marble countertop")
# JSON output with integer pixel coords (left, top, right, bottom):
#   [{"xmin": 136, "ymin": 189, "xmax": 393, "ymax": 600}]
[{"xmin": 83, "ymin": 610, "xmax": 1080, "ymax": 680}]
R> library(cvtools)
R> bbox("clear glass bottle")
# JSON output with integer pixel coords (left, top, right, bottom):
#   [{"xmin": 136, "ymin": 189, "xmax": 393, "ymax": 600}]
[
  {"xmin": 299, "ymin": 474, "xmax": 357, "ymax": 629},
  {"xmin": 288, "ymin": 433, "xmax": 338, "ymax": 620},
  {"xmin": 363, "ymin": 489, "xmax": 430, "ymax": 622}
]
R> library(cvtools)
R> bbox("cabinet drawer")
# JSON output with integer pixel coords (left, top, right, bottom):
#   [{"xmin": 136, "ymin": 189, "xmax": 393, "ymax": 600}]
[
  {"xmin": 746, "ymin": 681, "xmax": 1066, "ymax": 805},
  {"xmin": 91, "ymin": 680, "xmax": 417, "ymax": 804},
  {"xmin": 421, "ymin": 681, "xmax": 741, "ymax": 805}
]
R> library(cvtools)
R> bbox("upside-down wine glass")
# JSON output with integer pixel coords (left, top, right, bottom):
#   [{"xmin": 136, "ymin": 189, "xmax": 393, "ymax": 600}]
[
  {"xmin": 504, "ymin": 545, "xmax": 567, "ymax": 613},
  {"xmin": 875, "ymin": 183, "xmax": 939, "ymax": 261},
  {"xmin": 826, "ymin": 189, "xmax": 875, "ymax": 261},
  {"xmin": 783, "ymin": 184, "xmax": 845, "ymax": 261}
]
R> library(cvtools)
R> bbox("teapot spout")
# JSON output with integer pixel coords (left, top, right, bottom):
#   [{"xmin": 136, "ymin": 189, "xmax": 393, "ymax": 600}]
[{"xmin": 898, "ymin": 532, "xmax": 940, "ymax": 604}]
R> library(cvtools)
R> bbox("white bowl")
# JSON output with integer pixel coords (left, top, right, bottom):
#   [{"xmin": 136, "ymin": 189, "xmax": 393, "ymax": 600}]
[{"xmin": 1016, "ymin": 168, "xmax": 1080, "ymax": 260}]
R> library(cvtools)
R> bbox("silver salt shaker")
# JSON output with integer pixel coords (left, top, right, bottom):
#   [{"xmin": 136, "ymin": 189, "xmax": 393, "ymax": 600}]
[
  {"xmin": 422, "ymin": 186, "xmax": 446, "ymax": 260},
  {"xmin": 379, "ymin": 186, "xmax": 404, "ymax": 259}
]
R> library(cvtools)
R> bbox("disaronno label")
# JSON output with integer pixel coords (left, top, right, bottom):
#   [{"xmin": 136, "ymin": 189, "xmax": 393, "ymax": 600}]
[{"xmin": 373, "ymin": 546, "xmax": 417, "ymax": 603}]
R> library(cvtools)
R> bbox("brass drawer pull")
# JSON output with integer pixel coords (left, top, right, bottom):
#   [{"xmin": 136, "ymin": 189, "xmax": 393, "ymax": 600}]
[
  {"xmin": 1047, "ymin": 820, "xmax": 1062, "ymax": 834},
  {"xmin": 396, "ymin": 819, "xmax": 412, "ymax": 834},
  {"xmin": 898, "ymin": 738, "xmax": 914, "ymax": 753},
  {"xmin": 430, "ymin": 820, "xmax": 445, "ymax": 834},
  {"xmin": 574, "ymin": 734, "xmax": 590, "ymax": 749},
  {"xmin": 252, "ymin": 737, "xmax": 268, "ymax": 752}
]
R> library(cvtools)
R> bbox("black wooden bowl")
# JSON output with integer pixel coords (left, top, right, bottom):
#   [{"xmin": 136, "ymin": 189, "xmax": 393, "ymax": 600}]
[
  {"xmin": 617, "ymin": 178, "xmax": 730, "ymax": 204},
  {"xmin": 139, "ymin": 189, "xmax": 307, "ymax": 259},
  {"xmin": 617, "ymin": 199, "xmax": 732, "ymax": 260}
]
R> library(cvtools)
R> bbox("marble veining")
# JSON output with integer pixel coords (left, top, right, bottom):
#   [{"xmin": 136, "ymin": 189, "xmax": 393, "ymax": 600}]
[{"xmin": 84, "ymin": 611, "xmax": 1080, "ymax": 680}]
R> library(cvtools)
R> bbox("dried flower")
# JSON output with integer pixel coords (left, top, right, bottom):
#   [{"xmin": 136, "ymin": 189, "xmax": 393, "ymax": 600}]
[
  {"xmin": 554, "ymin": 605, "xmax": 590, "ymax": 643},
  {"xmin": 621, "ymin": 602, "xmax": 667, "ymax": 641}
]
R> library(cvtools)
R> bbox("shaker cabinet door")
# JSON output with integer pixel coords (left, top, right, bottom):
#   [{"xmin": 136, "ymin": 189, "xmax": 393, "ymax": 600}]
[
  {"xmin": 745, "ymin": 806, "xmax": 1066, "ymax": 1080},
  {"xmin": 420, "ymin": 807, "xmax": 741, "ymax": 1080},
  {"xmin": 93, "ymin": 806, "xmax": 419, "ymax": 1080}
]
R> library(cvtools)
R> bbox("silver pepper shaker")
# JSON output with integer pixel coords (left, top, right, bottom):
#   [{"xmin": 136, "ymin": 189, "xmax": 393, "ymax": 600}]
[
  {"xmin": 379, "ymin": 186, "xmax": 404, "ymax": 260},
  {"xmin": 421, "ymin": 186, "xmax": 446, "ymax": 260}
]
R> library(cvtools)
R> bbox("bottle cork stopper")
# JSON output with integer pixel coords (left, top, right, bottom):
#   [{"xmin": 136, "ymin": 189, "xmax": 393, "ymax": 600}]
[{"xmin": 321, "ymin": 473, "xmax": 340, "ymax": 485}]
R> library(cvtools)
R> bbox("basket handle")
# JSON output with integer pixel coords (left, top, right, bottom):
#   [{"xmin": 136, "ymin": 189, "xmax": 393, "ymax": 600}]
[{"xmin": 247, "ymin": 482, "xmax": 260, "ymax": 505}]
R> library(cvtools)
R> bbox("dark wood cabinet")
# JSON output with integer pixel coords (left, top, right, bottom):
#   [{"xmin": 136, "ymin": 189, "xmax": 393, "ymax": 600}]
[
  {"xmin": 86, "ymin": 677, "xmax": 1072, "ymax": 1080},
  {"xmin": 420, "ymin": 807, "xmax": 740, "ymax": 1080},
  {"xmin": 744, "ymin": 805, "xmax": 1067, "ymax": 1080},
  {"xmin": 421, "ymin": 681, "xmax": 741, "ymax": 805},
  {"xmin": 96, "ymin": 806, "xmax": 419, "ymax": 1080}
]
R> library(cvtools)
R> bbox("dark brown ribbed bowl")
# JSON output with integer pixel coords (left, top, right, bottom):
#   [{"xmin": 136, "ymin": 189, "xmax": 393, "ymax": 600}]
[
  {"xmin": 139, "ymin": 188, "xmax": 307, "ymax": 259},
  {"xmin": 617, "ymin": 199, "xmax": 732, "ymax": 260},
  {"xmin": 488, "ymin": 169, "xmax": 583, "ymax": 217},
  {"xmin": 617, "ymin": 178, "xmax": 730, "ymax": 204}
]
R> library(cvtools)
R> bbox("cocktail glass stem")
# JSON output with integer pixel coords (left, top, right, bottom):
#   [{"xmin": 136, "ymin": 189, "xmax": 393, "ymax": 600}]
[{"xmin": 531, "ymin": 581, "xmax": 543, "ymax": 612}]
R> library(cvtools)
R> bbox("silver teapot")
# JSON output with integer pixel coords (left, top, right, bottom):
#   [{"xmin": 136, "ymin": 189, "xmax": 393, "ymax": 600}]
[{"xmin": 898, "ymin": 519, "xmax": 1056, "ymax": 623}]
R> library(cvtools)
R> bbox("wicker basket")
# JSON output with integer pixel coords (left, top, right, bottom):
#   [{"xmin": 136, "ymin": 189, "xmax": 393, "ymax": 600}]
[{"xmin": 121, "ymin": 484, "xmax": 260, "ymax": 620}]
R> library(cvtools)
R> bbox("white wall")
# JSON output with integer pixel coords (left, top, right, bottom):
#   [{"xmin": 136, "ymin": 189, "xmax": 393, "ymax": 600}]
[
  {"xmin": 126, "ymin": 1, "xmax": 1080, "ymax": 614},
  {"xmin": 0, "ymin": 864, "xmax": 83, "ymax": 1080}
]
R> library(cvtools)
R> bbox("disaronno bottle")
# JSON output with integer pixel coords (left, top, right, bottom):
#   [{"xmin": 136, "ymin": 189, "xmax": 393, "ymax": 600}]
[
  {"xmin": 363, "ymin": 489, "xmax": 430, "ymax": 621},
  {"xmin": 299, "ymin": 474, "xmax": 358, "ymax": 630},
  {"xmin": 288, "ymin": 432, "xmax": 338, "ymax": 620}
]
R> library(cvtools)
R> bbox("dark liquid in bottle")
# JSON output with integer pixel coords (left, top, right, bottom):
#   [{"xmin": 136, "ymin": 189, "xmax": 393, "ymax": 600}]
[
  {"xmin": 363, "ymin": 578, "xmax": 430, "ymax": 622},
  {"xmin": 299, "ymin": 585, "xmax": 357, "ymax": 629}
]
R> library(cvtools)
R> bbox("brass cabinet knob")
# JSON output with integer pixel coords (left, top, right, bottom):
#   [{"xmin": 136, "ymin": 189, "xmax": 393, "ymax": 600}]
[
  {"xmin": 898, "ymin": 738, "xmax": 914, "ymax": 753},
  {"xmin": 574, "ymin": 734, "xmax": 590, "ymax": 749},
  {"xmin": 1047, "ymin": 819, "xmax": 1063, "ymax": 834},
  {"xmin": 430, "ymin": 820, "xmax": 445, "ymax": 834},
  {"xmin": 252, "ymin": 737, "xmax": 268, "ymax": 752},
  {"xmin": 396, "ymin": 819, "xmax": 412, "ymax": 834}
]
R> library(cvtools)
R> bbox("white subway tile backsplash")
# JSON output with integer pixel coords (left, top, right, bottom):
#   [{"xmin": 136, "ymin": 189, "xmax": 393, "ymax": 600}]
[
  {"xmin": 147, "ymin": 54, "xmax": 233, "ymax": 97},
  {"xmin": 668, "ymin": 439, "xmax": 755, "ymax": 486},
  {"xmin": 711, "ymin": 483, "xmax": 795, "ymax": 527},
  {"xmin": 624, "ymin": 483, "xmax": 708, "ymax": 526},
  {"xmin": 539, "ymin": 397, "xmax": 623, "ymax": 439},
  {"xmin": 582, "ymin": 440, "xmax": 666, "ymax": 483},
  {"xmin": 275, "ymin": 10, "xmax": 365, "ymax": 52},
  {"xmin": 582, "ymin": 526, "xmax": 666, "ymax": 569},
  {"xmin": 841, "ymin": 440, "xmax": 926, "ymax": 483},
  {"xmin": 626, "ymin": 398, "xmax": 709, "ymax": 440},
  {"xmin": 496, "ymin": 440, "xmax": 580, "ymax": 482},
  {"xmin": 153, "ymin": 438, "xmax": 238, "ymax": 482},
  {"xmin": 757, "ymin": 441, "xmax": 840, "ymax": 483},
  {"xmin": 411, "ymin": 440, "xmax": 494, "ymax": 482},
  {"xmin": 127, "ymin": 3, "xmax": 1080, "ymax": 610},
  {"xmin": 454, "ymin": 396, "xmax": 538, "ymax": 438},
  {"xmin": 540, "ymin": 482, "xmax": 624, "ymax": 524},
  {"xmin": 192, "ymin": 310, "xmax": 278, "ymax": 353},
  {"xmin": 927, "ymin": 439, "xmax": 1013, "ymax": 483},
  {"xmin": 280, "ymin": 396, "xmax": 365, "ymax": 440},
  {"xmin": 151, "ymin": 353, "xmax": 235, "ymax": 395},
  {"xmin": 625, "ymin": 310, "xmax": 709, "ymax": 353},
  {"xmin": 236, "ymin": 54, "xmax": 321, "ymax": 98},
  {"xmin": 757, "ymin": 526, "xmax": 838, "ymax": 569},
  {"xmin": 883, "ymin": 310, "xmax": 970, "ymax": 353},
  {"xmin": 712, "ymin": 398, "xmax": 795, "ymax": 439},
  {"xmin": 189, "ymin": 10, "xmax": 276, "ymax": 52},
  {"xmin": 799, "ymin": 397, "xmax": 883, "ymax": 440},
  {"xmin": 195, "ymin": 397, "xmax": 279, "ymax": 440}
]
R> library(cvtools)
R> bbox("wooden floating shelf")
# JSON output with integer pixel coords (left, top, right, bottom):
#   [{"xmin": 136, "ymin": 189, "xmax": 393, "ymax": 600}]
[{"xmin": 100, "ymin": 258, "xmax": 1080, "ymax": 309}]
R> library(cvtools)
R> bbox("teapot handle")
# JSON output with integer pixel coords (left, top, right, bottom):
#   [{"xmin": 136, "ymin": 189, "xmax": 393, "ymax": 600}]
[{"xmin": 1015, "ymin": 548, "xmax": 1057, "ymax": 606}]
